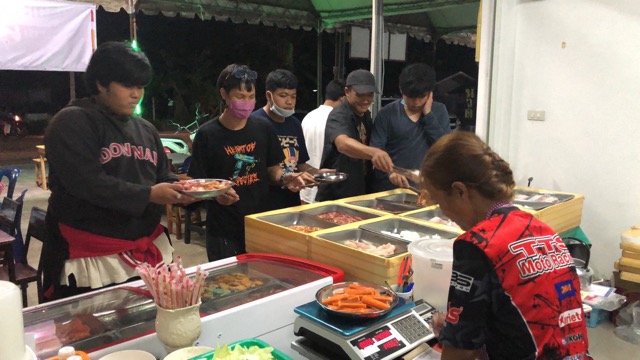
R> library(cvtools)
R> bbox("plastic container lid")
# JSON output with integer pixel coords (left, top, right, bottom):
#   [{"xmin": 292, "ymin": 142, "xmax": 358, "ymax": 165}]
[
  {"xmin": 621, "ymin": 226, "xmax": 640, "ymax": 244},
  {"xmin": 57, "ymin": 346, "xmax": 75, "ymax": 360},
  {"xmin": 408, "ymin": 238, "xmax": 454, "ymax": 262},
  {"xmin": 67, "ymin": 356, "xmax": 82, "ymax": 360}
]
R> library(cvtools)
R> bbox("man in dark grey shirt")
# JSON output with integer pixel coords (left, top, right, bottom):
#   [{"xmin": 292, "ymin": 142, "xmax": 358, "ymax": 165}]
[{"xmin": 370, "ymin": 63, "xmax": 451, "ymax": 191}]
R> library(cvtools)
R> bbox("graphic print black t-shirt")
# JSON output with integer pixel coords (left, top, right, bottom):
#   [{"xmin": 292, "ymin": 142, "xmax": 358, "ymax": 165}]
[
  {"xmin": 188, "ymin": 115, "xmax": 283, "ymax": 239},
  {"xmin": 252, "ymin": 108, "xmax": 310, "ymax": 209}
]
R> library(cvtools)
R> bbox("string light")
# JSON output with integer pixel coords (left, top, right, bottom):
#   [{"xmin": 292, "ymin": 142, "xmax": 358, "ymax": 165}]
[{"xmin": 135, "ymin": 100, "xmax": 143, "ymax": 116}]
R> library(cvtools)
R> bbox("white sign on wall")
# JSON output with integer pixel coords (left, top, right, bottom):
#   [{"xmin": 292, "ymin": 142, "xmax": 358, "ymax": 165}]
[
  {"xmin": 350, "ymin": 26, "xmax": 407, "ymax": 61},
  {"xmin": 0, "ymin": 0, "xmax": 96, "ymax": 72}
]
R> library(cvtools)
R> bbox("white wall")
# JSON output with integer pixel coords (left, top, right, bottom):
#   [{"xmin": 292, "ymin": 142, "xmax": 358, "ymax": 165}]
[{"xmin": 487, "ymin": 0, "xmax": 640, "ymax": 277}]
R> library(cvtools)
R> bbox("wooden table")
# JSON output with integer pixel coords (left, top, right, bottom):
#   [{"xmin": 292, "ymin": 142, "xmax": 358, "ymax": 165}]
[{"xmin": 34, "ymin": 145, "xmax": 47, "ymax": 190}]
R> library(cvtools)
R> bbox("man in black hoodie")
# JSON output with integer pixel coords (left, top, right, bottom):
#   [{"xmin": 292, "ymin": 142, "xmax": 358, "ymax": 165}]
[{"xmin": 42, "ymin": 42, "xmax": 190, "ymax": 300}]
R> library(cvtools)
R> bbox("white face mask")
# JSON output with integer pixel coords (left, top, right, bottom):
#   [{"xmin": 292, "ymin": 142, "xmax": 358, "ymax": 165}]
[{"xmin": 269, "ymin": 92, "xmax": 295, "ymax": 118}]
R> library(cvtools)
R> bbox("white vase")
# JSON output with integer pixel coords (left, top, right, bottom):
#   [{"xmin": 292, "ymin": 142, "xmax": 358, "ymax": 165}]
[{"xmin": 155, "ymin": 302, "xmax": 202, "ymax": 353}]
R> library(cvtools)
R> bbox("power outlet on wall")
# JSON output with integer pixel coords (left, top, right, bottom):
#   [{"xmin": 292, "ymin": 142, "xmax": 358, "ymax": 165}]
[{"xmin": 527, "ymin": 110, "xmax": 545, "ymax": 121}]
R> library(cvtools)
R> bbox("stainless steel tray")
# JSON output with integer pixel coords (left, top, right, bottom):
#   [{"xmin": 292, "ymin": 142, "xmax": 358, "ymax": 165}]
[
  {"xmin": 202, "ymin": 282, "xmax": 293, "ymax": 314},
  {"xmin": 302, "ymin": 204, "xmax": 379, "ymax": 225},
  {"xmin": 406, "ymin": 208, "xmax": 458, "ymax": 228},
  {"xmin": 23, "ymin": 288, "xmax": 156, "ymax": 359},
  {"xmin": 376, "ymin": 193, "xmax": 420, "ymax": 205},
  {"xmin": 346, "ymin": 199, "xmax": 420, "ymax": 214},
  {"xmin": 513, "ymin": 200, "xmax": 556, "ymax": 211},
  {"xmin": 513, "ymin": 189, "xmax": 574, "ymax": 210},
  {"xmin": 316, "ymin": 228, "xmax": 409, "ymax": 258},
  {"xmin": 360, "ymin": 218, "xmax": 459, "ymax": 242},
  {"xmin": 200, "ymin": 266, "xmax": 293, "ymax": 315},
  {"xmin": 257, "ymin": 211, "xmax": 339, "ymax": 230}
]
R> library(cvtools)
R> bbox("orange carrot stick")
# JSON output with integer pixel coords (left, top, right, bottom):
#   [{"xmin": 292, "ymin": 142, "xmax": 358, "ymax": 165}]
[
  {"xmin": 322, "ymin": 293, "xmax": 348, "ymax": 305},
  {"xmin": 344, "ymin": 289, "xmax": 376, "ymax": 296},
  {"xmin": 370, "ymin": 295, "xmax": 393, "ymax": 302},
  {"xmin": 334, "ymin": 307, "xmax": 367, "ymax": 313},
  {"xmin": 337, "ymin": 301, "xmax": 368, "ymax": 309},
  {"xmin": 362, "ymin": 296, "xmax": 391, "ymax": 310}
]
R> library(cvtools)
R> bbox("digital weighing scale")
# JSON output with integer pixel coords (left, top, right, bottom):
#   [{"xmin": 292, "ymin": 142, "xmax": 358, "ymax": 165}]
[{"xmin": 292, "ymin": 299, "xmax": 438, "ymax": 360}]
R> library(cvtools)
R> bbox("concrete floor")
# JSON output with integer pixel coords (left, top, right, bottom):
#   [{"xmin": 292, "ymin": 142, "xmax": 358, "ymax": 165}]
[{"xmin": 3, "ymin": 161, "xmax": 639, "ymax": 359}]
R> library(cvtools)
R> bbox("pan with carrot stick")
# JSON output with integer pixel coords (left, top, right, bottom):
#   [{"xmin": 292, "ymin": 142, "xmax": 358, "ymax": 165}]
[{"xmin": 316, "ymin": 282, "xmax": 399, "ymax": 319}]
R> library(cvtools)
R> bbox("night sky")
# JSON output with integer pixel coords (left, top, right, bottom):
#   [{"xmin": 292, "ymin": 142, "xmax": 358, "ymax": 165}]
[{"xmin": 0, "ymin": 8, "xmax": 478, "ymax": 127}]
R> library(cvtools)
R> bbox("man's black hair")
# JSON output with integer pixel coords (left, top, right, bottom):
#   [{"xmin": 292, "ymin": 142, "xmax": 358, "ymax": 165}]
[
  {"xmin": 84, "ymin": 41, "xmax": 152, "ymax": 95},
  {"xmin": 217, "ymin": 64, "xmax": 257, "ymax": 94},
  {"xmin": 399, "ymin": 63, "xmax": 436, "ymax": 98},
  {"xmin": 325, "ymin": 79, "xmax": 346, "ymax": 101},
  {"xmin": 265, "ymin": 69, "xmax": 297, "ymax": 92}
]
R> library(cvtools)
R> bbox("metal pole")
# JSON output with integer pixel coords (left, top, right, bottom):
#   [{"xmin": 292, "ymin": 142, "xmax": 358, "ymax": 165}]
[
  {"xmin": 128, "ymin": 0, "xmax": 137, "ymax": 42},
  {"xmin": 69, "ymin": 72, "xmax": 76, "ymax": 100},
  {"xmin": 316, "ymin": 20, "xmax": 323, "ymax": 107},
  {"xmin": 334, "ymin": 31, "xmax": 345, "ymax": 80},
  {"xmin": 370, "ymin": 0, "xmax": 383, "ymax": 119}
]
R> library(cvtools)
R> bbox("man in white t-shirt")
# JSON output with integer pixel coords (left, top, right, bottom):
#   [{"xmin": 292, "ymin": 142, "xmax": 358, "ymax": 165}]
[{"xmin": 300, "ymin": 79, "xmax": 345, "ymax": 203}]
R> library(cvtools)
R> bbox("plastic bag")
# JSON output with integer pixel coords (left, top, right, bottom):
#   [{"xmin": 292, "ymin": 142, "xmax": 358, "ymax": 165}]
[
  {"xmin": 582, "ymin": 284, "xmax": 626, "ymax": 311},
  {"xmin": 614, "ymin": 300, "xmax": 640, "ymax": 344}
]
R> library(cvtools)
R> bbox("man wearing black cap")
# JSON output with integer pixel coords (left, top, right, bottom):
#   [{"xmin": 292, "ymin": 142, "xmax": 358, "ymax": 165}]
[{"xmin": 316, "ymin": 69, "xmax": 394, "ymax": 201}]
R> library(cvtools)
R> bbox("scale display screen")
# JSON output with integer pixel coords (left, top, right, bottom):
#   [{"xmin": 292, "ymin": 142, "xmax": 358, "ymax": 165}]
[
  {"xmin": 293, "ymin": 300, "xmax": 437, "ymax": 360},
  {"xmin": 351, "ymin": 325, "xmax": 407, "ymax": 359}
]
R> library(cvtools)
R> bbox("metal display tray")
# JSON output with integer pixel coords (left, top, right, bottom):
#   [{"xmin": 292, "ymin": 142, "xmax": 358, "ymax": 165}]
[
  {"xmin": 315, "ymin": 228, "xmax": 409, "ymax": 258},
  {"xmin": 406, "ymin": 208, "xmax": 458, "ymax": 228},
  {"xmin": 513, "ymin": 189, "xmax": 575, "ymax": 210},
  {"xmin": 301, "ymin": 204, "xmax": 379, "ymax": 225},
  {"xmin": 346, "ymin": 199, "xmax": 421, "ymax": 214},
  {"xmin": 360, "ymin": 218, "xmax": 459, "ymax": 241},
  {"xmin": 256, "ymin": 211, "xmax": 338, "ymax": 230},
  {"xmin": 24, "ymin": 288, "xmax": 156, "ymax": 359},
  {"xmin": 199, "ymin": 266, "xmax": 294, "ymax": 315},
  {"xmin": 376, "ymin": 193, "xmax": 420, "ymax": 205}
]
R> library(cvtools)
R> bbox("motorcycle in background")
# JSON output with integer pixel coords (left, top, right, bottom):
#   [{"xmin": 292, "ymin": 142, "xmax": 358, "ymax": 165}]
[
  {"xmin": 1, "ymin": 111, "xmax": 27, "ymax": 138},
  {"xmin": 160, "ymin": 102, "xmax": 210, "ymax": 154}
]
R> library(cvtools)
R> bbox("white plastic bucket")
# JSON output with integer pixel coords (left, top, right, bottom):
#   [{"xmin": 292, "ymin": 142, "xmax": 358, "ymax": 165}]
[{"xmin": 408, "ymin": 239, "xmax": 454, "ymax": 312}]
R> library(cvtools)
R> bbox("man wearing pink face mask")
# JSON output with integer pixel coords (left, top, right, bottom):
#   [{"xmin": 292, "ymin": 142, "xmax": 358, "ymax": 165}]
[{"xmin": 189, "ymin": 64, "xmax": 306, "ymax": 261}]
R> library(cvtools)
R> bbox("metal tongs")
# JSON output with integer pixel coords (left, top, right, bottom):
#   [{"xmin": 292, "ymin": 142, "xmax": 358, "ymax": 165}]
[{"xmin": 392, "ymin": 166, "xmax": 421, "ymax": 184}]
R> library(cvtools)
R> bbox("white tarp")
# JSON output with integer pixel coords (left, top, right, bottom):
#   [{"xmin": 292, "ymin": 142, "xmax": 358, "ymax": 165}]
[{"xmin": 0, "ymin": 0, "xmax": 96, "ymax": 71}]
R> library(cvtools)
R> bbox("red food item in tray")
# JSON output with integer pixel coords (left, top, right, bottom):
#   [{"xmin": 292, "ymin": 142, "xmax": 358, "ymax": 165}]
[
  {"xmin": 288, "ymin": 225, "xmax": 322, "ymax": 233},
  {"xmin": 317, "ymin": 211, "xmax": 364, "ymax": 225},
  {"xmin": 343, "ymin": 240, "xmax": 396, "ymax": 256},
  {"xmin": 179, "ymin": 179, "xmax": 229, "ymax": 191}
]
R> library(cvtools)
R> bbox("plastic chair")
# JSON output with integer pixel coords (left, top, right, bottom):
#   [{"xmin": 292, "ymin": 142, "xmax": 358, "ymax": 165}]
[
  {"xmin": 0, "ymin": 189, "xmax": 28, "ymax": 262},
  {"xmin": 0, "ymin": 167, "xmax": 21, "ymax": 199}
]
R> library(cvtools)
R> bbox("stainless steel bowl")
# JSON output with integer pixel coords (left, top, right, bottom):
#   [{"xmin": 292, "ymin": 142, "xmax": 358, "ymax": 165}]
[{"xmin": 316, "ymin": 282, "xmax": 399, "ymax": 319}]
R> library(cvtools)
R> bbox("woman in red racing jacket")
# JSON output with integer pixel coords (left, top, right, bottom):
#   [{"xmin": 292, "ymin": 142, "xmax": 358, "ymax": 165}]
[{"xmin": 422, "ymin": 131, "xmax": 592, "ymax": 360}]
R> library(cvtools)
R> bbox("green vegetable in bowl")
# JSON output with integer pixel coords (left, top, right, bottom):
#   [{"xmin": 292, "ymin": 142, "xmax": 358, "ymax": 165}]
[{"xmin": 213, "ymin": 344, "xmax": 275, "ymax": 360}]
